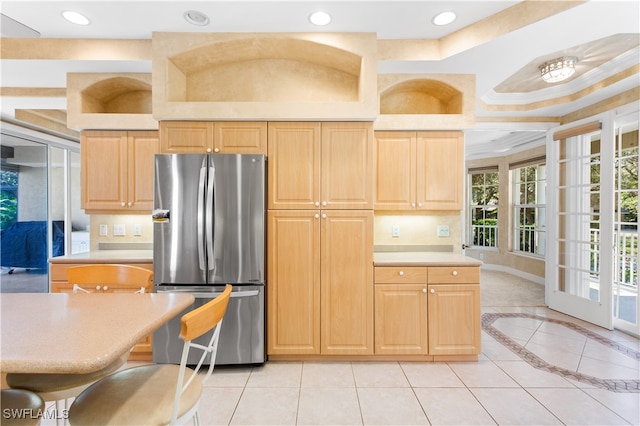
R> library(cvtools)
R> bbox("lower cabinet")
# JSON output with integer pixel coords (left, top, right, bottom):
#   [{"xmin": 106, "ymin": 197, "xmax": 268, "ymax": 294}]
[
  {"xmin": 49, "ymin": 262, "xmax": 154, "ymax": 361},
  {"xmin": 374, "ymin": 265, "xmax": 480, "ymax": 357},
  {"xmin": 267, "ymin": 210, "xmax": 374, "ymax": 356}
]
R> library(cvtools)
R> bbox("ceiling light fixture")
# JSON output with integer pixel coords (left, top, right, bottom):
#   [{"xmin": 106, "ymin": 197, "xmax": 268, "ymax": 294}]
[
  {"xmin": 62, "ymin": 10, "xmax": 90, "ymax": 26},
  {"xmin": 539, "ymin": 56, "xmax": 578, "ymax": 83},
  {"xmin": 184, "ymin": 10, "xmax": 210, "ymax": 26},
  {"xmin": 432, "ymin": 11, "xmax": 456, "ymax": 26},
  {"xmin": 309, "ymin": 11, "xmax": 331, "ymax": 26}
]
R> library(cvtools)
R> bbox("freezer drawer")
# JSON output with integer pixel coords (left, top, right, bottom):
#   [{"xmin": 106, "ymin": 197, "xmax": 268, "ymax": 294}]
[{"xmin": 153, "ymin": 285, "xmax": 265, "ymax": 365}]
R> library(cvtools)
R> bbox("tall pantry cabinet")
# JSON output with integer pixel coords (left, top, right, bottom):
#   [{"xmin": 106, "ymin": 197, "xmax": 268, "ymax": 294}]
[{"xmin": 267, "ymin": 122, "xmax": 374, "ymax": 356}]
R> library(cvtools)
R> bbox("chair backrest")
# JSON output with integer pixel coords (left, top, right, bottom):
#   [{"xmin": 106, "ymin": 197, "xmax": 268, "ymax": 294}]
[
  {"xmin": 67, "ymin": 264, "xmax": 153, "ymax": 293},
  {"xmin": 171, "ymin": 284, "xmax": 232, "ymax": 423}
]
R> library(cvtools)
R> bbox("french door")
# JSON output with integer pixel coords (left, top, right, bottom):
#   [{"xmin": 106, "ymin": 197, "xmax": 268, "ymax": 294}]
[{"xmin": 547, "ymin": 108, "xmax": 639, "ymax": 335}]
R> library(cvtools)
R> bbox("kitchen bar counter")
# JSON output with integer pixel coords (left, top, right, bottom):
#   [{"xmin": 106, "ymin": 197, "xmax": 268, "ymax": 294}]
[
  {"xmin": 49, "ymin": 249, "xmax": 153, "ymax": 264},
  {"xmin": 373, "ymin": 251, "xmax": 483, "ymax": 267}
]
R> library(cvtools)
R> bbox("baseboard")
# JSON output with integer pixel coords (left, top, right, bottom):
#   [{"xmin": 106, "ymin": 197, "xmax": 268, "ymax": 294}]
[{"xmin": 480, "ymin": 264, "xmax": 545, "ymax": 286}]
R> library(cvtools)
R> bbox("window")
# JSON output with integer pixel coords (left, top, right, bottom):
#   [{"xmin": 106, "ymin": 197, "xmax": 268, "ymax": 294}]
[
  {"xmin": 469, "ymin": 169, "xmax": 499, "ymax": 248},
  {"xmin": 0, "ymin": 165, "xmax": 19, "ymax": 230},
  {"xmin": 512, "ymin": 162, "xmax": 546, "ymax": 256}
]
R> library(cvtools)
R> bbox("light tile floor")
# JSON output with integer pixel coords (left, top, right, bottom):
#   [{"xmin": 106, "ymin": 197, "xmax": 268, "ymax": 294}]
[{"xmin": 38, "ymin": 272, "xmax": 639, "ymax": 426}]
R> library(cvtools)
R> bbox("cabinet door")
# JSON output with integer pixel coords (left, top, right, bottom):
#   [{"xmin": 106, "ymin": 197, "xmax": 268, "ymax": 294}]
[
  {"xmin": 427, "ymin": 284, "xmax": 480, "ymax": 355},
  {"xmin": 268, "ymin": 122, "xmax": 321, "ymax": 209},
  {"xmin": 374, "ymin": 284, "xmax": 428, "ymax": 355},
  {"xmin": 214, "ymin": 122, "xmax": 267, "ymax": 154},
  {"xmin": 321, "ymin": 122, "xmax": 373, "ymax": 209},
  {"xmin": 159, "ymin": 121, "xmax": 213, "ymax": 153},
  {"xmin": 416, "ymin": 131, "xmax": 463, "ymax": 210},
  {"xmin": 267, "ymin": 210, "xmax": 321, "ymax": 354},
  {"xmin": 321, "ymin": 210, "xmax": 373, "ymax": 354},
  {"xmin": 127, "ymin": 131, "xmax": 158, "ymax": 211},
  {"xmin": 82, "ymin": 131, "xmax": 127, "ymax": 210},
  {"xmin": 374, "ymin": 131, "xmax": 415, "ymax": 210}
]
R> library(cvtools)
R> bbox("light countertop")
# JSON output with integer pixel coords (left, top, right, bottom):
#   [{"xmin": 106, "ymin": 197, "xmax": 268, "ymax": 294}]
[
  {"xmin": 373, "ymin": 251, "xmax": 483, "ymax": 267},
  {"xmin": 49, "ymin": 250, "xmax": 153, "ymax": 264}
]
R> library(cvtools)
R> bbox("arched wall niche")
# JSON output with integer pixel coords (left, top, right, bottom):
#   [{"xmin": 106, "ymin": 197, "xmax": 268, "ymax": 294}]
[
  {"xmin": 380, "ymin": 79, "xmax": 463, "ymax": 115},
  {"xmin": 166, "ymin": 37, "xmax": 362, "ymax": 103},
  {"xmin": 81, "ymin": 77, "xmax": 152, "ymax": 114}
]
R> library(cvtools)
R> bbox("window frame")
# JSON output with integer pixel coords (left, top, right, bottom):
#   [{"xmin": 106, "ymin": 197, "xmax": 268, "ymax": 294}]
[
  {"xmin": 511, "ymin": 160, "xmax": 547, "ymax": 258},
  {"xmin": 468, "ymin": 168, "xmax": 499, "ymax": 249}
]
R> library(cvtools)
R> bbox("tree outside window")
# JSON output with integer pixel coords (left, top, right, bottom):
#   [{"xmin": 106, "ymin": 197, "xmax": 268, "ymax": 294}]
[
  {"xmin": 1, "ymin": 168, "xmax": 18, "ymax": 230},
  {"xmin": 470, "ymin": 170, "xmax": 499, "ymax": 248},
  {"xmin": 512, "ymin": 163, "xmax": 546, "ymax": 256}
]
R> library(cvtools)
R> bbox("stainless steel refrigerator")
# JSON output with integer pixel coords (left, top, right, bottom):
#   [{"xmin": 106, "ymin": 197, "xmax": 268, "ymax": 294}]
[{"xmin": 152, "ymin": 153, "xmax": 266, "ymax": 365}]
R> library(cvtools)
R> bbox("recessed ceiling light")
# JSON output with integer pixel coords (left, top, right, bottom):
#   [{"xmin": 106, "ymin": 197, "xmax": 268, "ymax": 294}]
[
  {"xmin": 432, "ymin": 11, "xmax": 456, "ymax": 26},
  {"xmin": 184, "ymin": 10, "xmax": 210, "ymax": 26},
  {"xmin": 309, "ymin": 11, "xmax": 331, "ymax": 26},
  {"xmin": 62, "ymin": 10, "xmax": 90, "ymax": 26}
]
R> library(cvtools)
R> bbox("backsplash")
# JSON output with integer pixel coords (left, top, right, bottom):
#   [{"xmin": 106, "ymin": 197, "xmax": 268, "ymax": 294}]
[
  {"xmin": 89, "ymin": 214, "xmax": 153, "ymax": 251},
  {"xmin": 374, "ymin": 213, "xmax": 463, "ymax": 252}
]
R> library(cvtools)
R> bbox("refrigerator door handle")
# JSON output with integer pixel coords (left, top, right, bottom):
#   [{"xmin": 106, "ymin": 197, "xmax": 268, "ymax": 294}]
[
  {"xmin": 197, "ymin": 165, "xmax": 207, "ymax": 271},
  {"xmin": 155, "ymin": 289, "xmax": 260, "ymax": 298},
  {"xmin": 206, "ymin": 163, "xmax": 216, "ymax": 272}
]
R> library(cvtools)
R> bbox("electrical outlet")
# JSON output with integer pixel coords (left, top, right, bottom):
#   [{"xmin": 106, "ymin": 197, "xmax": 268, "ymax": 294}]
[
  {"xmin": 392, "ymin": 225, "xmax": 400, "ymax": 237},
  {"xmin": 437, "ymin": 225, "xmax": 450, "ymax": 237},
  {"xmin": 99, "ymin": 224, "xmax": 108, "ymax": 236},
  {"xmin": 113, "ymin": 224, "xmax": 126, "ymax": 236},
  {"xmin": 133, "ymin": 224, "xmax": 142, "ymax": 236}
]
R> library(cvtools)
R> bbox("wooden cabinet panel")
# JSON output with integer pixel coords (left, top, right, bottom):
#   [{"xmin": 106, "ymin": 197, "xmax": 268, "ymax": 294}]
[
  {"xmin": 427, "ymin": 266, "xmax": 480, "ymax": 284},
  {"xmin": 82, "ymin": 130, "xmax": 158, "ymax": 212},
  {"xmin": 321, "ymin": 122, "xmax": 373, "ymax": 209},
  {"xmin": 427, "ymin": 284, "xmax": 480, "ymax": 355},
  {"xmin": 320, "ymin": 210, "xmax": 373, "ymax": 355},
  {"xmin": 374, "ymin": 284, "xmax": 428, "ymax": 355},
  {"xmin": 374, "ymin": 130, "xmax": 463, "ymax": 211},
  {"xmin": 374, "ymin": 266, "xmax": 427, "ymax": 284},
  {"xmin": 416, "ymin": 132, "xmax": 463, "ymax": 210},
  {"xmin": 268, "ymin": 122, "xmax": 321, "ymax": 209},
  {"xmin": 268, "ymin": 122, "xmax": 373, "ymax": 210},
  {"xmin": 374, "ymin": 131, "xmax": 415, "ymax": 210},
  {"xmin": 215, "ymin": 121, "xmax": 267, "ymax": 154},
  {"xmin": 267, "ymin": 210, "xmax": 321, "ymax": 354},
  {"xmin": 159, "ymin": 121, "xmax": 213, "ymax": 153}
]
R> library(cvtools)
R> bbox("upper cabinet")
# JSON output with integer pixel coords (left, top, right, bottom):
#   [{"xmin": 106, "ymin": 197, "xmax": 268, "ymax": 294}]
[
  {"xmin": 151, "ymin": 32, "xmax": 378, "ymax": 121},
  {"xmin": 159, "ymin": 121, "xmax": 267, "ymax": 154},
  {"xmin": 268, "ymin": 122, "xmax": 373, "ymax": 210},
  {"xmin": 81, "ymin": 130, "xmax": 158, "ymax": 212},
  {"xmin": 375, "ymin": 131, "xmax": 463, "ymax": 211}
]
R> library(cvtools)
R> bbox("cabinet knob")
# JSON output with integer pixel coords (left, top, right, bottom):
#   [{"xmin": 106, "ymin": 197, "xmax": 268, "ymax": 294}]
[
  {"xmin": 315, "ymin": 201, "xmax": 320, "ymax": 207},
  {"xmin": 411, "ymin": 203, "xmax": 416, "ymax": 208},
  {"xmin": 430, "ymin": 288, "xmax": 435, "ymax": 294},
  {"xmin": 206, "ymin": 148, "xmax": 212, "ymax": 153},
  {"xmin": 418, "ymin": 203, "xmax": 423, "ymax": 207},
  {"xmin": 452, "ymin": 270, "xmax": 458, "ymax": 276},
  {"xmin": 96, "ymin": 285, "xmax": 101, "ymax": 291},
  {"xmin": 103, "ymin": 285, "xmax": 108, "ymax": 291},
  {"xmin": 422, "ymin": 288, "xmax": 427, "ymax": 293},
  {"xmin": 322, "ymin": 213, "xmax": 327, "ymax": 219},
  {"xmin": 314, "ymin": 214, "xmax": 320, "ymax": 219},
  {"xmin": 322, "ymin": 201, "xmax": 327, "ymax": 206},
  {"xmin": 121, "ymin": 202, "xmax": 125, "ymax": 207},
  {"xmin": 399, "ymin": 271, "xmax": 404, "ymax": 276},
  {"xmin": 214, "ymin": 148, "xmax": 220, "ymax": 153},
  {"xmin": 127, "ymin": 202, "xmax": 132, "ymax": 207}
]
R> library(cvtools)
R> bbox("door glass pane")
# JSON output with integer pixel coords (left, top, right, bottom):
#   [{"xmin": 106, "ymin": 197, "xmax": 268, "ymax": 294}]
[
  {"xmin": 50, "ymin": 146, "xmax": 66, "ymax": 258},
  {"xmin": 557, "ymin": 132, "xmax": 602, "ymax": 301},
  {"xmin": 613, "ymin": 120, "xmax": 638, "ymax": 328},
  {"xmin": 70, "ymin": 151, "xmax": 90, "ymax": 253},
  {"xmin": 0, "ymin": 137, "xmax": 48, "ymax": 293}
]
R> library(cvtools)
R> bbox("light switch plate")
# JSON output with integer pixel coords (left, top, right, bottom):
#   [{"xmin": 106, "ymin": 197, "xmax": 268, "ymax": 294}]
[
  {"xmin": 437, "ymin": 225, "xmax": 450, "ymax": 237},
  {"xmin": 113, "ymin": 224, "xmax": 126, "ymax": 236},
  {"xmin": 133, "ymin": 224, "xmax": 142, "ymax": 236},
  {"xmin": 392, "ymin": 225, "xmax": 400, "ymax": 237},
  {"xmin": 99, "ymin": 224, "xmax": 108, "ymax": 236}
]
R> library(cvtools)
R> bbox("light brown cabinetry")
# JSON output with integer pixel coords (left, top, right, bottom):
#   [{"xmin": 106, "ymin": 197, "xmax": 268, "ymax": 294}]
[
  {"xmin": 159, "ymin": 121, "xmax": 267, "ymax": 154},
  {"xmin": 267, "ymin": 210, "xmax": 373, "ymax": 356},
  {"xmin": 374, "ymin": 131, "xmax": 463, "ymax": 210},
  {"xmin": 50, "ymin": 262, "xmax": 154, "ymax": 360},
  {"xmin": 373, "ymin": 265, "xmax": 480, "ymax": 356},
  {"xmin": 268, "ymin": 122, "xmax": 373, "ymax": 210},
  {"xmin": 81, "ymin": 130, "xmax": 158, "ymax": 212}
]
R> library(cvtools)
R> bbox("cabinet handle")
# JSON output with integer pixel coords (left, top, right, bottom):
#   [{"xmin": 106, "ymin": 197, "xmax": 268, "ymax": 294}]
[
  {"xmin": 96, "ymin": 285, "xmax": 101, "ymax": 291},
  {"xmin": 206, "ymin": 148, "xmax": 212, "ymax": 153},
  {"xmin": 314, "ymin": 214, "xmax": 320, "ymax": 219},
  {"xmin": 452, "ymin": 270, "xmax": 458, "ymax": 276},
  {"xmin": 121, "ymin": 202, "xmax": 125, "ymax": 207},
  {"xmin": 214, "ymin": 148, "xmax": 220, "ymax": 153},
  {"xmin": 315, "ymin": 201, "xmax": 320, "ymax": 207},
  {"xmin": 430, "ymin": 288, "xmax": 435, "ymax": 294},
  {"xmin": 103, "ymin": 285, "xmax": 108, "ymax": 291},
  {"xmin": 411, "ymin": 203, "xmax": 416, "ymax": 208},
  {"xmin": 422, "ymin": 288, "xmax": 427, "ymax": 293},
  {"xmin": 418, "ymin": 203, "xmax": 423, "ymax": 207},
  {"xmin": 322, "ymin": 201, "xmax": 327, "ymax": 206},
  {"xmin": 399, "ymin": 271, "xmax": 404, "ymax": 276},
  {"xmin": 127, "ymin": 202, "xmax": 132, "ymax": 207},
  {"xmin": 322, "ymin": 213, "xmax": 327, "ymax": 219}
]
